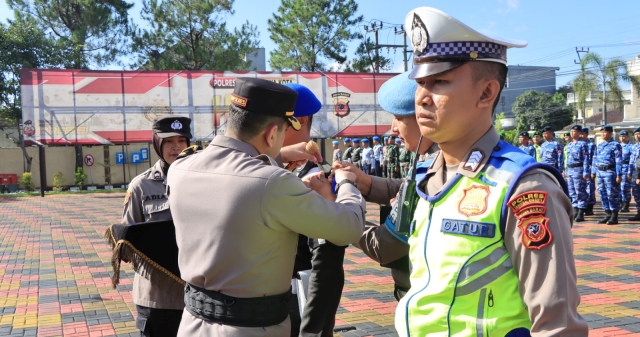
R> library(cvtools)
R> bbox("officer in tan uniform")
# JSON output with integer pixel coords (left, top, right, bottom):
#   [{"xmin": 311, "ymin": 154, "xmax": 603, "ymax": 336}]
[
  {"xmin": 334, "ymin": 70, "xmax": 438, "ymax": 300},
  {"xmin": 395, "ymin": 7, "xmax": 587, "ymax": 336},
  {"xmin": 122, "ymin": 115, "xmax": 191, "ymax": 336},
  {"xmin": 167, "ymin": 78, "xmax": 366, "ymax": 337}
]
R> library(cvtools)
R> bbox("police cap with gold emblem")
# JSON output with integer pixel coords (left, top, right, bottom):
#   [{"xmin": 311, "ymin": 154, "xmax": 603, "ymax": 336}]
[
  {"xmin": 152, "ymin": 115, "xmax": 192, "ymax": 139},
  {"xmin": 231, "ymin": 77, "xmax": 300, "ymax": 130},
  {"xmin": 404, "ymin": 7, "xmax": 527, "ymax": 79}
]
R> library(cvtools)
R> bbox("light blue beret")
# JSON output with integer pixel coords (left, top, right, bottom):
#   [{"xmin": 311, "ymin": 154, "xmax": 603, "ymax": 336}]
[
  {"xmin": 372, "ymin": 136, "xmax": 380, "ymax": 141},
  {"xmin": 395, "ymin": 138, "xmax": 402, "ymax": 143},
  {"xmin": 283, "ymin": 83, "xmax": 322, "ymax": 117},
  {"xmin": 353, "ymin": 138, "xmax": 360, "ymax": 143},
  {"xmin": 344, "ymin": 138, "xmax": 351, "ymax": 143},
  {"xmin": 362, "ymin": 138, "xmax": 369, "ymax": 143},
  {"xmin": 332, "ymin": 141, "xmax": 339, "ymax": 145},
  {"xmin": 378, "ymin": 70, "xmax": 418, "ymax": 116}
]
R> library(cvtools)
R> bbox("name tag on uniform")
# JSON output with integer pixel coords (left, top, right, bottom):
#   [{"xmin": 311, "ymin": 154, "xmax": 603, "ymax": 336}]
[{"xmin": 441, "ymin": 219, "xmax": 495, "ymax": 238}]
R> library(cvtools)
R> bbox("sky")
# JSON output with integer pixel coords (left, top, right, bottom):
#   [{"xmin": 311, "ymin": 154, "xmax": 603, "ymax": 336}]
[{"xmin": 2, "ymin": 0, "xmax": 640, "ymax": 88}]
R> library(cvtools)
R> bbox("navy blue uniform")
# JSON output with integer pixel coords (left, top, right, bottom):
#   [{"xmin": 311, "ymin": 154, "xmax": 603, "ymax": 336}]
[
  {"xmin": 565, "ymin": 140, "xmax": 590, "ymax": 209},
  {"xmin": 593, "ymin": 140, "xmax": 623, "ymax": 211},
  {"xmin": 541, "ymin": 139, "xmax": 564, "ymax": 172},
  {"xmin": 630, "ymin": 143, "xmax": 640, "ymax": 212},
  {"xmin": 620, "ymin": 142, "xmax": 633, "ymax": 204},
  {"xmin": 584, "ymin": 139, "xmax": 597, "ymax": 206},
  {"xmin": 519, "ymin": 144, "xmax": 536, "ymax": 158}
]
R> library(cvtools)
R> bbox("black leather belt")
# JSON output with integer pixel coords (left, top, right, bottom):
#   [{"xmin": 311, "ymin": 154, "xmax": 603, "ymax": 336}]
[
  {"xmin": 623, "ymin": 161, "xmax": 630, "ymax": 165},
  {"xmin": 567, "ymin": 163, "xmax": 583, "ymax": 168},
  {"xmin": 597, "ymin": 165, "xmax": 615, "ymax": 171},
  {"xmin": 184, "ymin": 283, "xmax": 292, "ymax": 327}
]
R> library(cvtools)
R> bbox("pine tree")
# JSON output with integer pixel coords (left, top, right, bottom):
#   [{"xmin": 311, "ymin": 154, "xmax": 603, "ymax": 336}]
[{"xmin": 268, "ymin": 0, "xmax": 363, "ymax": 71}]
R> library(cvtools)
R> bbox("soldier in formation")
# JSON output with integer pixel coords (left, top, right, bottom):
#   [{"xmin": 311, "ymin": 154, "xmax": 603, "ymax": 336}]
[
  {"xmin": 593, "ymin": 125, "xmax": 623, "ymax": 225},
  {"xmin": 386, "ymin": 137, "xmax": 400, "ymax": 178}
]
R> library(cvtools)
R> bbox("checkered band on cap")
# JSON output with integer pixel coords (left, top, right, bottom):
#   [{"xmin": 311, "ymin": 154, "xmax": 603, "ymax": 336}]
[{"xmin": 419, "ymin": 41, "xmax": 507, "ymax": 60}]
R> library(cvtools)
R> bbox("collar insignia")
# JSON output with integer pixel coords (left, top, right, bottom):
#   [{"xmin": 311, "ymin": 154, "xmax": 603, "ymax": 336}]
[
  {"xmin": 411, "ymin": 13, "xmax": 429, "ymax": 55},
  {"xmin": 153, "ymin": 171, "xmax": 162, "ymax": 180},
  {"xmin": 463, "ymin": 149, "xmax": 484, "ymax": 172}
]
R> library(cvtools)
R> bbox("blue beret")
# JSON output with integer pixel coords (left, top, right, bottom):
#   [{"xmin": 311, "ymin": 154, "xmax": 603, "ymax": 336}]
[
  {"xmin": 283, "ymin": 83, "xmax": 322, "ymax": 117},
  {"xmin": 620, "ymin": 130, "xmax": 629, "ymax": 135},
  {"xmin": 378, "ymin": 70, "xmax": 417, "ymax": 116},
  {"xmin": 332, "ymin": 141, "xmax": 339, "ymax": 145},
  {"xmin": 635, "ymin": 127, "xmax": 640, "ymax": 134},
  {"xmin": 372, "ymin": 136, "xmax": 380, "ymax": 141},
  {"xmin": 570, "ymin": 124, "xmax": 582, "ymax": 131},
  {"xmin": 362, "ymin": 138, "xmax": 369, "ymax": 143},
  {"xmin": 395, "ymin": 138, "xmax": 402, "ymax": 143},
  {"xmin": 582, "ymin": 127, "xmax": 589, "ymax": 133},
  {"xmin": 344, "ymin": 138, "xmax": 351, "ymax": 143},
  {"xmin": 353, "ymin": 138, "xmax": 360, "ymax": 143},
  {"xmin": 384, "ymin": 136, "xmax": 389, "ymax": 141},
  {"xmin": 601, "ymin": 125, "xmax": 613, "ymax": 132},
  {"xmin": 542, "ymin": 126, "xmax": 552, "ymax": 132}
]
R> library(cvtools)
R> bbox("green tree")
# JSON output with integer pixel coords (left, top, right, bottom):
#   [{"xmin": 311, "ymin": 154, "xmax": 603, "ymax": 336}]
[
  {"xmin": 582, "ymin": 52, "xmax": 640, "ymax": 122},
  {"xmin": 344, "ymin": 37, "xmax": 392, "ymax": 73},
  {"xmin": 7, "ymin": 0, "xmax": 133, "ymax": 69},
  {"xmin": 513, "ymin": 90, "xmax": 573, "ymax": 133},
  {"xmin": 0, "ymin": 17, "xmax": 64, "ymax": 172},
  {"xmin": 571, "ymin": 57, "xmax": 598, "ymax": 120},
  {"xmin": 493, "ymin": 112, "xmax": 518, "ymax": 145},
  {"xmin": 131, "ymin": 0, "xmax": 260, "ymax": 70},
  {"xmin": 268, "ymin": 0, "xmax": 363, "ymax": 71}
]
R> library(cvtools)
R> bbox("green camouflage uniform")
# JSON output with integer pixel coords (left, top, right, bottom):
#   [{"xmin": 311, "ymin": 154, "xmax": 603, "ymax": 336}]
[
  {"xmin": 399, "ymin": 147, "xmax": 413, "ymax": 178},
  {"xmin": 385, "ymin": 144, "xmax": 400, "ymax": 178}
]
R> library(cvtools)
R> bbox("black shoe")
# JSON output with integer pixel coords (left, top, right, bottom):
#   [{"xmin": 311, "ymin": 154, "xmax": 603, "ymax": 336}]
[
  {"xmin": 598, "ymin": 211, "xmax": 612, "ymax": 224},
  {"xmin": 585, "ymin": 205, "xmax": 594, "ymax": 216},
  {"xmin": 629, "ymin": 212, "xmax": 640, "ymax": 221},
  {"xmin": 607, "ymin": 211, "xmax": 619, "ymax": 225},
  {"xmin": 575, "ymin": 209, "xmax": 585, "ymax": 222},
  {"xmin": 622, "ymin": 202, "xmax": 630, "ymax": 213},
  {"xmin": 573, "ymin": 207, "xmax": 578, "ymax": 220}
]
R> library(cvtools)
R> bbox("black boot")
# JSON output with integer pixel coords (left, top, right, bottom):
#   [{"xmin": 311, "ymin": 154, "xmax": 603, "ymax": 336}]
[
  {"xmin": 585, "ymin": 204, "xmax": 594, "ymax": 216},
  {"xmin": 622, "ymin": 202, "xmax": 630, "ymax": 213},
  {"xmin": 573, "ymin": 207, "xmax": 578, "ymax": 220},
  {"xmin": 575, "ymin": 209, "xmax": 585, "ymax": 222},
  {"xmin": 629, "ymin": 212, "xmax": 640, "ymax": 221},
  {"xmin": 598, "ymin": 211, "xmax": 611, "ymax": 224},
  {"xmin": 607, "ymin": 211, "xmax": 619, "ymax": 225}
]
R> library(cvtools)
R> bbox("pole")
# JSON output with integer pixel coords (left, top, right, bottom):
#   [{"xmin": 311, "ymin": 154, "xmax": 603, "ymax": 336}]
[
  {"xmin": 89, "ymin": 166, "xmax": 93, "ymax": 185},
  {"xmin": 39, "ymin": 145, "xmax": 46, "ymax": 197},
  {"xmin": 374, "ymin": 28, "xmax": 380, "ymax": 73},
  {"xmin": 403, "ymin": 32, "xmax": 408, "ymax": 72}
]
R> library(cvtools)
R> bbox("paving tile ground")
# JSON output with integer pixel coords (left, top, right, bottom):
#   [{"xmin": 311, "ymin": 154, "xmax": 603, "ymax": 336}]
[{"xmin": 1, "ymin": 193, "xmax": 640, "ymax": 336}]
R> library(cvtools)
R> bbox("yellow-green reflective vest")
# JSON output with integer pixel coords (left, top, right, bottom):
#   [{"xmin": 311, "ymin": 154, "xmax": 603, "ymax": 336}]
[
  {"xmin": 395, "ymin": 145, "xmax": 558, "ymax": 337},
  {"xmin": 534, "ymin": 144, "xmax": 542, "ymax": 162}
]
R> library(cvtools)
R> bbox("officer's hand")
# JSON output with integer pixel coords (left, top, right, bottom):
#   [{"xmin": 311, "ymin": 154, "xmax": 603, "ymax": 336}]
[
  {"xmin": 591, "ymin": 174, "xmax": 596, "ymax": 180},
  {"xmin": 583, "ymin": 175, "xmax": 589, "ymax": 180},
  {"xmin": 629, "ymin": 174, "xmax": 632, "ymax": 181},
  {"xmin": 306, "ymin": 173, "xmax": 336, "ymax": 201},
  {"xmin": 616, "ymin": 176, "xmax": 622, "ymax": 184},
  {"xmin": 333, "ymin": 161, "xmax": 372, "ymax": 195},
  {"xmin": 637, "ymin": 179, "xmax": 640, "ymax": 185},
  {"xmin": 281, "ymin": 142, "xmax": 322, "ymax": 164}
]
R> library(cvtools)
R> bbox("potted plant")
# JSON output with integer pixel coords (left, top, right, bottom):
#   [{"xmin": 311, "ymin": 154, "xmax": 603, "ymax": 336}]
[
  {"xmin": 53, "ymin": 172, "xmax": 66, "ymax": 192},
  {"xmin": 19, "ymin": 172, "xmax": 35, "ymax": 192},
  {"xmin": 73, "ymin": 167, "xmax": 88, "ymax": 191}
]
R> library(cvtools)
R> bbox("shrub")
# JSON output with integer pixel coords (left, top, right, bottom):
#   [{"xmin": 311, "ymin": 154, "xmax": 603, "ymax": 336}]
[
  {"xmin": 19, "ymin": 172, "xmax": 35, "ymax": 192},
  {"xmin": 53, "ymin": 172, "xmax": 66, "ymax": 192},
  {"xmin": 74, "ymin": 167, "xmax": 88, "ymax": 189}
]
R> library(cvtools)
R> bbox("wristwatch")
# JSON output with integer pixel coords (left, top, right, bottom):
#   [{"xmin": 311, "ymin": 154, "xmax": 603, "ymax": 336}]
[{"xmin": 335, "ymin": 179, "xmax": 357, "ymax": 192}]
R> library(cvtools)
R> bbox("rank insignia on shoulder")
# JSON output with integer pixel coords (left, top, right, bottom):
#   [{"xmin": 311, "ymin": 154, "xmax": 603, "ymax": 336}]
[
  {"xmin": 176, "ymin": 145, "xmax": 202, "ymax": 161},
  {"xmin": 463, "ymin": 149, "xmax": 484, "ymax": 172},
  {"xmin": 518, "ymin": 215, "xmax": 552, "ymax": 250}
]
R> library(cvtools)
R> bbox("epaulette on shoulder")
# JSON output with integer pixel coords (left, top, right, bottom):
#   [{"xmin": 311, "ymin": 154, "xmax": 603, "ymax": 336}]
[{"xmin": 175, "ymin": 145, "xmax": 202, "ymax": 161}]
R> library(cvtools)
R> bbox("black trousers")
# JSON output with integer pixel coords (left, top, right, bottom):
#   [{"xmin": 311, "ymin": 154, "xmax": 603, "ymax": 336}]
[
  {"xmin": 136, "ymin": 305, "xmax": 183, "ymax": 337},
  {"xmin": 299, "ymin": 242, "xmax": 347, "ymax": 337}
]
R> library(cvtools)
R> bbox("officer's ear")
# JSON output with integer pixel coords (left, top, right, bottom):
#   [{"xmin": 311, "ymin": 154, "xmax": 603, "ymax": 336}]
[
  {"xmin": 263, "ymin": 123, "xmax": 280, "ymax": 148},
  {"xmin": 476, "ymin": 78, "xmax": 501, "ymax": 110}
]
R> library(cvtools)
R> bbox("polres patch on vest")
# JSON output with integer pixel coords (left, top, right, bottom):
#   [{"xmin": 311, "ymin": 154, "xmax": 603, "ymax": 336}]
[
  {"xmin": 458, "ymin": 185, "xmax": 490, "ymax": 217},
  {"xmin": 441, "ymin": 219, "xmax": 495, "ymax": 238}
]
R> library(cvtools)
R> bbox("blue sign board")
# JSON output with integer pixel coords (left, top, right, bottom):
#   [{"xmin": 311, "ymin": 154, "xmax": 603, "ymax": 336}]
[
  {"xmin": 131, "ymin": 152, "xmax": 141, "ymax": 164},
  {"xmin": 140, "ymin": 148, "xmax": 149, "ymax": 161},
  {"xmin": 116, "ymin": 152, "xmax": 126, "ymax": 164}
]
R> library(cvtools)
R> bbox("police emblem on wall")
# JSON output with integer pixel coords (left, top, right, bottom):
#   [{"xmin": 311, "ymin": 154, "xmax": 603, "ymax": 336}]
[
  {"xmin": 23, "ymin": 120, "xmax": 36, "ymax": 137},
  {"xmin": 332, "ymin": 92, "xmax": 351, "ymax": 117},
  {"xmin": 411, "ymin": 13, "xmax": 429, "ymax": 55},
  {"xmin": 458, "ymin": 185, "xmax": 490, "ymax": 217}
]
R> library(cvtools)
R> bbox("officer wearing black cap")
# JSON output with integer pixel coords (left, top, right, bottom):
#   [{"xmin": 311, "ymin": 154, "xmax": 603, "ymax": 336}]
[
  {"xmin": 565, "ymin": 124, "xmax": 590, "ymax": 222},
  {"xmin": 518, "ymin": 131, "xmax": 535, "ymax": 157},
  {"xmin": 122, "ymin": 115, "xmax": 192, "ymax": 337},
  {"xmin": 592, "ymin": 124, "xmax": 623, "ymax": 224},
  {"xmin": 619, "ymin": 130, "xmax": 633, "ymax": 212},
  {"xmin": 167, "ymin": 78, "xmax": 365, "ymax": 336},
  {"xmin": 631, "ymin": 127, "xmax": 640, "ymax": 220}
]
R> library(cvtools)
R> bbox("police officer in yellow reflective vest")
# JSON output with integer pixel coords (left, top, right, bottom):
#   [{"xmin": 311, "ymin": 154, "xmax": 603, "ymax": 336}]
[{"xmin": 396, "ymin": 7, "xmax": 587, "ymax": 337}]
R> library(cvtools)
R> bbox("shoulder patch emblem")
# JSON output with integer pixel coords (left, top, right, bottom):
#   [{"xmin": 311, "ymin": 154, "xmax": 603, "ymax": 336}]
[
  {"xmin": 463, "ymin": 149, "xmax": 484, "ymax": 172},
  {"xmin": 123, "ymin": 191, "xmax": 131, "ymax": 205},
  {"xmin": 508, "ymin": 191, "xmax": 548, "ymax": 216},
  {"xmin": 518, "ymin": 215, "xmax": 552, "ymax": 250},
  {"xmin": 458, "ymin": 185, "xmax": 490, "ymax": 217},
  {"xmin": 153, "ymin": 171, "xmax": 162, "ymax": 180}
]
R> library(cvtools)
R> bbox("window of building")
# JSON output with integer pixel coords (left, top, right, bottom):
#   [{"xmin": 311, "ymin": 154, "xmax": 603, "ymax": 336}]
[{"xmin": 586, "ymin": 108, "xmax": 593, "ymax": 117}]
